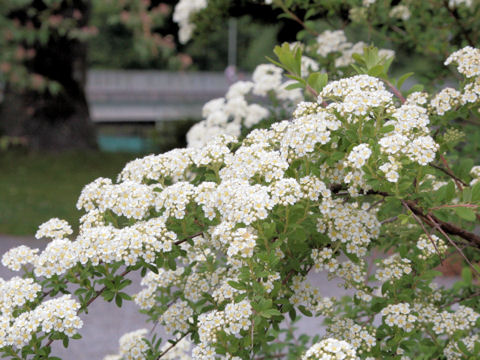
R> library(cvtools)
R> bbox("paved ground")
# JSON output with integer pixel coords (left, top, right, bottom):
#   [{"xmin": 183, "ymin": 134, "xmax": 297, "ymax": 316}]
[{"xmin": 0, "ymin": 235, "xmax": 459, "ymax": 359}]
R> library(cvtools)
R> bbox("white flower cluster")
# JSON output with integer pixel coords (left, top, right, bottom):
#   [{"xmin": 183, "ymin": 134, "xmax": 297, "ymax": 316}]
[
  {"xmin": 302, "ymin": 338, "xmax": 358, "ymax": 360},
  {"xmin": 337, "ymin": 260, "xmax": 367, "ymax": 289},
  {"xmin": 3, "ymin": 294, "xmax": 82, "ymax": 348},
  {"xmin": 134, "ymin": 268, "xmax": 183, "ymax": 310},
  {"xmin": 375, "ymin": 255, "xmax": 412, "ymax": 282},
  {"xmin": 193, "ymin": 300, "xmax": 252, "ymax": 359},
  {"xmin": 1, "ymin": 245, "xmax": 38, "ymax": 271},
  {"xmin": 320, "ymin": 75, "xmax": 393, "ymax": 118},
  {"xmin": 162, "ymin": 301, "xmax": 193, "ymax": 335},
  {"xmin": 4, "ymin": 216, "xmax": 177, "ymax": 279},
  {"xmin": 77, "ymin": 178, "xmax": 154, "ymax": 220},
  {"xmin": 430, "ymin": 88, "xmax": 461, "ymax": 115},
  {"xmin": 316, "ymin": 30, "xmax": 350, "ymax": 57},
  {"xmin": 327, "ymin": 318, "xmax": 376, "ymax": 353},
  {"xmin": 186, "ymin": 63, "xmax": 302, "ymax": 148},
  {"xmin": 415, "ymin": 303, "xmax": 479, "ymax": 336},
  {"xmin": 35, "ymin": 217, "xmax": 73, "ymax": 240},
  {"xmin": 470, "ymin": 165, "xmax": 480, "ymax": 185},
  {"xmin": 445, "ymin": 46, "xmax": 480, "ymax": 78},
  {"xmin": 173, "ymin": 0, "xmax": 207, "ymax": 44},
  {"xmin": 314, "ymin": 29, "xmax": 394, "ymax": 68},
  {"xmin": 444, "ymin": 334, "xmax": 479, "ymax": 360},
  {"xmin": 379, "ymin": 103, "xmax": 438, "ymax": 181},
  {"xmin": 416, "ymin": 234, "xmax": 448, "ymax": 259},
  {"xmin": 118, "ymin": 148, "xmax": 193, "ymax": 184},
  {"xmin": 317, "ymin": 200, "xmax": 380, "ymax": 257},
  {"xmin": 282, "ymin": 102, "xmax": 340, "ymax": 159},
  {"xmin": 104, "ymin": 328, "xmax": 148, "ymax": 360},
  {"xmin": 389, "ymin": 5, "xmax": 411, "ymax": 21},
  {"xmin": 462, "ymin": 77, "xmax": 480, "ymax": 104},
  {"xmin": 362, "ymin": 0, "xmax": 377, "ymax": 7},
  {"xmin": 290, "ymin": 276, "xmax": 335, "ymax": 314},
  {"xmin": 0, "ymin": 277, "xmax": 41, "ymax": 316},
  {"xmin": 381, "ymin": 303, "xmax": 417, "ymax": 332},
  {"xmin": 346, "ymin": 144, "xmax": 372, "ymax": 169},
  {"xmin": 220, "ymin": 143, "xmax": 289, "ymax": 183}
]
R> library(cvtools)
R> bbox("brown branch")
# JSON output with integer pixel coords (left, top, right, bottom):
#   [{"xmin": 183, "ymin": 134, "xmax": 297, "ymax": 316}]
[
  {"xmin": 174, "ymin": 231, "xmax": 203, "ymax": 246},
  {"xmin": 156, "ymin": 332, "xmax": 191, "ymax": 359},
  {"xmin": 380, "ymin": 216, "xmax": 398, "ymax": 225},
  {"xmin": 383, "ymin": 79, "xmax": 406, "ymax": 103},
  {"xmin": 444, "ymin": 290, "xmax": 480, "ymax": 308},
  {"xmin": 430, "ymin": 204, "xmax": 478, "ymax": 210},
  {"xmin": 329, "ymin": 183, "xmax": 479, "ymax": 248},
  {"xmin": 402, "ymin": 201, "xmax": 445, "ymax": 264},
  {"xmin": 404, "ymin": 200, "xmax": 480, "ymax": 248},
  {"xmin": 426, "ymin": 214, "xmax": 480, "ymax": 278},
  {"xmin": 430, "ymin": 163, "xmax": 468, "ymax": 187}
]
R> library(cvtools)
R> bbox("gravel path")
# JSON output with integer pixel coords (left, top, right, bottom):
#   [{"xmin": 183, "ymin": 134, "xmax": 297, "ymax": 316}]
[{"xmin": 0, "ymin": 235, "xmax": 459, "ymax": 359}]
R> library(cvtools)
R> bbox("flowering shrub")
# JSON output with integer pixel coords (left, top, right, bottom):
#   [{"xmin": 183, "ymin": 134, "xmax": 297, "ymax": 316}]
[{"xmin": 2, "ymin": 2, "xmax": 480, "ymax": 360}]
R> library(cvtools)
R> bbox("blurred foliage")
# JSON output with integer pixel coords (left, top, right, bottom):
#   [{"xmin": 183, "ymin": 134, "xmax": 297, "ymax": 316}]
[{"xmin": 0, "ymin": 0, "xmax": 180, "ymax": 92}]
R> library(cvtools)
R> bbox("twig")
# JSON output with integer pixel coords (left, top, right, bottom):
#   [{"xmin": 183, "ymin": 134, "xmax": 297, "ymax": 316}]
[
  {"xmin": 443, "ymin": 0, "xmax": 475, "ymax": 47},
  {"xmin": 276, "ymin": 1, "xmax": 319, "ymax": 37},
  {"xmin": 402, "ymin": 201, "xmax": 445, "ymax": 264},
  {"xmin": 174, "ymin": 231, "xmax": 203, "ymax": 246},
  {"xmin": 440, "ymin": 154, "xmax": 464, "ymax": 191},
  {"xmin": 426, "ymin": 214, "xmax": 480, "ymax": 278},
  {"xmin": 44, "ymin": 232, "xmax": 202, "ymax": 349},
  {"xmin": 156, "ymin": 332, "xmax": 190, "ymax": 359},
  {"xmin": 430, "ymin": 204, "xmax": 478, "ymax": 210},
  {"xmin": 444, "ymin": 290, "xmax": 480, "ymax": 308},
  {"xmin": 430, "ymin": 163, "xmax": 468, "ymax": 188},
  {"xmin": 404, "ymin": 200, "xmax": 480, "ymax": 249},
  {"xmin": 44, "ymin": 267, "xmax": 132, "ymax": 348},
  {"xmin": 383, "ymin": 79, "xmax": 406, "ymax": 103},
  {"xmin": 368, "ymin": 199, "xmax": 384, "ymax": 211},
  {"xmin": 380, "ymin": 216, "xmax": 398, "ymax": 225}
]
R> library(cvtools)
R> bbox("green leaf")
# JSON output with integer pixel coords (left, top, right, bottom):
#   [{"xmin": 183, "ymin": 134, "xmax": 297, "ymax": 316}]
[
  {"xmin": 228, "ymin": 281, "xmax": 246, "ymax": 290},
  {"xmin": 298, "ymin": 305, "xmax": 313, "ymax": 317},
  {"xmin": 407, "ymin": 84, "xmax": 424, "ymax": 95},
  {"xmin": 397, "ymin": 72, "xmax": 414, "ymax": 90},
  {"xmin": 367, "ymin": 64, "xmax": 384, "ymax": 77},
  {"xmin": 380, "ymin": 124, "xmax": 395, "ymax": 134},
  {"xmin": 462, "ymin": 267, "xmax": 472, "ymax": 285},
  {"xmin": 284, "ymin": 82, "xmax": 304, "ymax": 90},
  {"xmin": 261, "ymin": 308, "xmax": 282, "ymax": 318},
  {"xmin": 472, "ymin": 182, "xmax": 480, "ymax": 201},
  {"xmin": 307, "ymin": 72, "xmax": 328, "ymax": 93},
  {"xmin": 454, "ymin": 207, "xmax": 476, "ymax": 221}
]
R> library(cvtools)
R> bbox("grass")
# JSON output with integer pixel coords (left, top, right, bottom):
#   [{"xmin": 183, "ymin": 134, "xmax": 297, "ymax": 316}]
[{"xmin": 0, "ymin": 150, "xmax": 140, "ymax": 236}]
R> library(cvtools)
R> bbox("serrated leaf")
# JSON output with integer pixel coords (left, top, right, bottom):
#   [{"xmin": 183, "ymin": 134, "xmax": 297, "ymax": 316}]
[
  {"xmin": 454, "ymin": 207, "xmax": 476, "ymax": 221},
  {"xmin": 367, "ymin": 64, "xmax": 384, "ymax": 77}
]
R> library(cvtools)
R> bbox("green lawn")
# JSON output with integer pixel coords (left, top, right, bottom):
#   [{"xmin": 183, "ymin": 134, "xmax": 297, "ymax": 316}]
[{"xmin": 0, "ymin": 150, "xmax": 139, "ymax": 236}]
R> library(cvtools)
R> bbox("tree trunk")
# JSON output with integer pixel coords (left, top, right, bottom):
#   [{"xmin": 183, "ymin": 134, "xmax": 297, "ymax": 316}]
[{"xmin": 0, "ymin": 0, "xmax": 97, "ymax": 151}]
